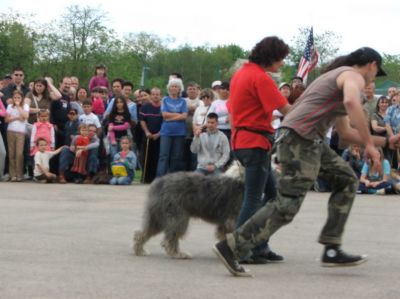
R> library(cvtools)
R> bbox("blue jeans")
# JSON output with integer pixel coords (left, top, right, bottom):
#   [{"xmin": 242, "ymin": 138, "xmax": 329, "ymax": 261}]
[
  {"xmin": 110, "ymin": 176, "xmax": 133, "ymax": 185},
  {"xmin": 234, "ymin": 148, "xmax": 277, "ymax": 256},
  {"xmin": 156, "ymin": 136, "xmax": 185, "ymax": 177}
]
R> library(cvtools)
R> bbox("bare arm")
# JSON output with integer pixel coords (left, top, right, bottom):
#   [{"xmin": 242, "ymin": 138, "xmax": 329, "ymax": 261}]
[
  {"xmin": 277, "ymin": 103, "xmax": 292, "ymax": 116},
  {"xmin": 371, "ymin": 119, "xmax": 386, "ymax": 133},
  {"xmin": 140, "ymin": 120, "xmax": 152, "ymax": 137}
]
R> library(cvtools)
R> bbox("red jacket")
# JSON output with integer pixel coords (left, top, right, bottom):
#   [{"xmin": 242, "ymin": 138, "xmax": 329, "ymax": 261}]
[{"xmin": 228, "ymin": 62, "xmax": 288, "ymax": 150}]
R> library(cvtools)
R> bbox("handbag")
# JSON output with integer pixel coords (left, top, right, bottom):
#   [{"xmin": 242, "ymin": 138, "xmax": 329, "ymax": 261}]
[{"xmin": 111, "ymin": 162, "xmax": 128, "ymax": 177}]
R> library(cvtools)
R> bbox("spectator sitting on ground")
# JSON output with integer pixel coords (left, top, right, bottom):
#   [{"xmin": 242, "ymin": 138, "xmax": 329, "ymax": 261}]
[
  {"xmin": 341, "ymin": 144, "xmax": 365, "ymax": 178},
  {"xmin": 190, "ymin": 112, "xmax": 230, "ymax": 176},
  {"xmin": 58, "ymin": 124, "xmax": 100, "ymax": 184},
  {"xmin": 110, "ymin": 136, "xmax": 137, "ymax": 185},
  {"xmin": 358, "ymin": 147, "xmax": 400, "ymax": 195},
  {"xmin": 34, "ymin": 138, "xmax": 65, "ymax": 183}
]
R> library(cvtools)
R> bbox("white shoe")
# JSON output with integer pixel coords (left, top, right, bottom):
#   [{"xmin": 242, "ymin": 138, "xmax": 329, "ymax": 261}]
[
  {"xmin": 376, "ymin": 188, "xmax": 386, "ymax": 195},
  {"xmin": 1, "ymin": 174, "xmax": 10, "ymax": 182}
]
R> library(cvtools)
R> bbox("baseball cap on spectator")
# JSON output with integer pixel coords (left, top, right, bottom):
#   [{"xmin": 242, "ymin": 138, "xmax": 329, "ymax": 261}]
[
  {"xmin": 3, "ymin": 74, "xmax": 12, "ymax": 80},
  {"xmin": 211, "ymin": 80, "xmax": 222, "ymax": 89},
  {"xmin": 279, "ymin": 82, "xmax": 290, "ymax": 89},
  {"xmin": 220, "ymin": 81, "xmax": 230, "ymax": 91}
]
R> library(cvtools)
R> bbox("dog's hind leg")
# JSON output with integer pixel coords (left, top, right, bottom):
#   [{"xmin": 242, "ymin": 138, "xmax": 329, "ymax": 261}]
[
  {"xmin": 133, "ymin": 217, "xmax": 163, "ymax": 256},
  {"xmin": 161, "ymin": 215, "xmax": 192, "ymax": 259}
]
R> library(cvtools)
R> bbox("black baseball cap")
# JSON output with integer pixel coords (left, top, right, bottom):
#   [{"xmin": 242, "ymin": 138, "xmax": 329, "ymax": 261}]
[
  {"xmin": 220, "ymin": 81, "xmax": 230, "ymax": 90},
  {"xmin": 350, "ymin": 47, "xmax": 387, "ymax": 77},
  {"xmin": 3, "ymin": 74, "xmax": 12, "ymax": 80}
]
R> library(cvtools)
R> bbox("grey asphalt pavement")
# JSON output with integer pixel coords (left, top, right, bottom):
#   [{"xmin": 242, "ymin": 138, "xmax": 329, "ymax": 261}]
[{"xmin": 1, "ymin": 182, "xmax": 400, "ymax": 299}]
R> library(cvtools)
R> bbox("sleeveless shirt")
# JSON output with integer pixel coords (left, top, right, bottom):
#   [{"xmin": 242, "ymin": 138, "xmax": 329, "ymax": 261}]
[{"xmin": 282, "ymin": 66, "xmax": 354, "ymax": 140}]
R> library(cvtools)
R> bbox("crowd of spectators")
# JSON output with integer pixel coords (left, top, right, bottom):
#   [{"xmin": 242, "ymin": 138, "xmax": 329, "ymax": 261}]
[
  {"xmin": 1, "ymin": 64, "xmax": 399, "ymax": 195},
  {"xmin": 0, "ymin": 65, "xmax": 232, "ymax": 185}
]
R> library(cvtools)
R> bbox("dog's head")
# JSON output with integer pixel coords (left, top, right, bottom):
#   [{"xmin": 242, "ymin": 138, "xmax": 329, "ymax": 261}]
[{"xmin": 224, "ymin": 160, "xmax": 245, "ymax": 181}]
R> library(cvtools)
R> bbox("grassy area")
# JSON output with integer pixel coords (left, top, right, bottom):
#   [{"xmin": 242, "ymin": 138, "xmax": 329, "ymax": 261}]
[{"xmin": 133, "ymin": 169, "xmax": 143, "ymax": 184}]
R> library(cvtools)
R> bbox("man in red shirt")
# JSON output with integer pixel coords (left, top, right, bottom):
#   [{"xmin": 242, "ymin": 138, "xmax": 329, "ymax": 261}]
[{"xmin": 227, "ymin": 36, "xmax": 291, "ymax": 265}]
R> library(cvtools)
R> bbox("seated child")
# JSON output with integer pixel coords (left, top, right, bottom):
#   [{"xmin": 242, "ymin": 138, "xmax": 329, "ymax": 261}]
[
  {"xmin": 71, "ymin": 124, "xmax": 90, "ymax": 177},
  {"xmin": 342, "ymin": 144, "xmax": 364, "ymax": 178},
  {"xmin": 110, "ymin": 136, "xmax": 136, "ymax": 185},
  {"xmin": 34, "ymin": 138, "xmax": 65, "ymax": 183}
]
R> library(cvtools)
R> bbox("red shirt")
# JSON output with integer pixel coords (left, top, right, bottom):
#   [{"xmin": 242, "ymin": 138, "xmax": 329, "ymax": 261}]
[{"xmin": 228, "ymin": 62, "xmax": 288, "ymax": 150}]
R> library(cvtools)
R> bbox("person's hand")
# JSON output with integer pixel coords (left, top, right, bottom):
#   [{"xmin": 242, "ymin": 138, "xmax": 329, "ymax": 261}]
[
  {"xmin": 370, "ymin": 181, "xmax": 380, "ymax": 188},
  {"xmin": 152, "ymin": 133, "xmax": 160, "ymax": 140},
  {"xmin": 108, "ymin": 124, "xmax": 113, "ymax": 132},
  {"xmin": 206, "ymin": 164, "xmax": 215, "ymax": 173},
  {"xmin": 145, "ymin": 132, "xmax": 152, "ymax": 139},
  {"xmin": 364, "ymin": 144, "xmax": 381, "ymax": 173},
  {"xmin": 194, "ymin": 127, "xmax": 202, "ymax": 137}
]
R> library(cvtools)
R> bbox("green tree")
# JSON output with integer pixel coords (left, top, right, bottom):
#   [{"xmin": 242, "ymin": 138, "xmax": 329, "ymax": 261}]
[
  {"xmin": 284, "ymin": 27, "xmax": 341, "ymax": 82},
  {"xmin": 380, "ymin": 54, "xmax": 400, "ymax": 84},
  {"xmin": 0, "ymin": 13, "xmax": 36, "ymax": 76}
]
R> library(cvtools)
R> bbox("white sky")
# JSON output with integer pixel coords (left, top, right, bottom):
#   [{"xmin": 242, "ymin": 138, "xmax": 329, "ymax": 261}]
[{"xmin": 2, "ymin": 0, "xmax": 399, "ymax": 55}]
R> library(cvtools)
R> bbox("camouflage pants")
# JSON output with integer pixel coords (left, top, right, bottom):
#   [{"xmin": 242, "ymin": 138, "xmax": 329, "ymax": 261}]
[{"xmin": 227, "ymin": 128, "xmax": 359, "ymax": 259}]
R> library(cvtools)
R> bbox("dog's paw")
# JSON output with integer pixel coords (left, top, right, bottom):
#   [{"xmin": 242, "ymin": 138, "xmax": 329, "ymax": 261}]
[
  {"xmin": 171, "ymin": 251, "xmax": 192, "ymax": 259},
  {"xmin": 134, "ymin": 248, "xmax": 150, "ymax": 256}
]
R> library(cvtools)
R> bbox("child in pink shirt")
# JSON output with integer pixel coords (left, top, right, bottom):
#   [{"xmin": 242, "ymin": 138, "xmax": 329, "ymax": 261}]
[{"xmin": 30, "ymin": 109, "xmax": 55, "ymax": 155}]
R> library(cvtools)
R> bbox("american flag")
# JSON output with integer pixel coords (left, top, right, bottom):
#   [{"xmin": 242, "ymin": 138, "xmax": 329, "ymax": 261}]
[{"xmin": 296, "ymin": 27, "xmax": 319, "ymax": 84}]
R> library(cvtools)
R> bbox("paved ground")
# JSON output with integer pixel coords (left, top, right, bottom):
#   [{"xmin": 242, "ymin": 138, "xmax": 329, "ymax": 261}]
[{"xmin": 1, "ymin": 182, "xmax": 400, "ymax": 299}]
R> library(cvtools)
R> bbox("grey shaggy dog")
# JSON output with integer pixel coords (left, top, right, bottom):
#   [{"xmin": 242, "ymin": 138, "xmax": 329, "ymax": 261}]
[{"xmin": 133, "ymin": 163, "xmax": 244, "ymax": 259}]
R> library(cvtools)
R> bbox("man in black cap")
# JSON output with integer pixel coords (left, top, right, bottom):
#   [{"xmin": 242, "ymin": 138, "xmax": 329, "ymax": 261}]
[{"xmin": 213, "ymin": 47, "xmax": 400, "ymax": 277}]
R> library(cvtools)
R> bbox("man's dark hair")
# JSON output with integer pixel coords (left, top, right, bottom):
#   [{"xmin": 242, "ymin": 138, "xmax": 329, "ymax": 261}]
[
  {"xmin": 123, "ymin": 81, "xmax": 134, "ymax": 89},
  {"xmin": 248, "ymin": 36, "xmax": 289, "ymax": 67},
  {"xmin": 186, "ymin": 81, "xmax": 199, "ymax": 88},
  {"xmin": 170, "ymin": 72, "xmax": 183, "ymax": 79},
  {"xmin": 111, "ymin": 78, "xmax": 124, "ymax": 86},
  {"xmin": 82, "ymin": 99, "xmax": 92, "ymax": 106},
  {"xmin": 12, "ymin": 66, "xmax": 24, "ymax": 73},
  {"xmin": 207, "ymin": 112, "xmax": 219, "ymax": 121}
]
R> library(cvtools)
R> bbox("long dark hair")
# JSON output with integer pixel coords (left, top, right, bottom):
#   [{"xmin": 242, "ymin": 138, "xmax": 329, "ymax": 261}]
[
  {"xmin": 109, "ymin": 96, "xmax": 130, "ymax": 122},
  {"xmin": 322, "ymin": 47, "xmax": 383, "ymax": 74},
  {"xmin": 32, "ymin": 78, "xmax": 50, "ymax": 99}
]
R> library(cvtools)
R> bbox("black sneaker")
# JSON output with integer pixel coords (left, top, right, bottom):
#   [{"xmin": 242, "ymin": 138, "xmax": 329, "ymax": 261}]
[
  {"xmin": 321, "ymin": 246, "xmax": 367, "ymax": 267},
  {"xmin": 213, "ymin": 240, "xmax": 252, "ymax": 277},
  {"xmin": 259, "ymin": 250, "xmax": 284, "ymax": 262},
  {"xmin": 240, "ymin": 256, "xmax": 269, "ymax": 265}
]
